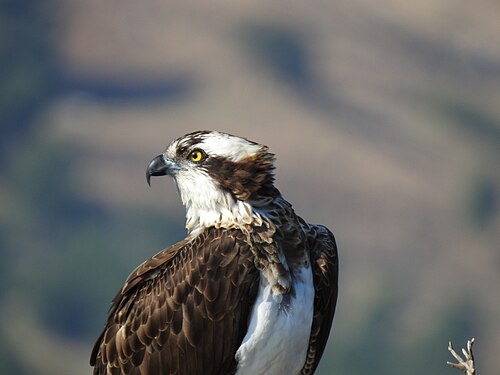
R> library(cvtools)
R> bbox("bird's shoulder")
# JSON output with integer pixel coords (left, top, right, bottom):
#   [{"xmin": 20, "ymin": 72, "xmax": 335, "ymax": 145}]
[{"xmin": 118, "ymin": 226, "xmax": 255, "ymax": 300}]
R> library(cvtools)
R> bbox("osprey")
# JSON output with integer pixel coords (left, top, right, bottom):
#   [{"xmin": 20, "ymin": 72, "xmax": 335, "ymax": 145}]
[{"xmin": 91, "ymin": 130, "xmax": 338, "ymax": 375}]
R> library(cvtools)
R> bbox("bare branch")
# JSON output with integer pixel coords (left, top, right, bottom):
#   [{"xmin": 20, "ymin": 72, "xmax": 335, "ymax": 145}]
[{"xmin": 447, "ymin": 338, "xmax": 476, "ymax": 375}]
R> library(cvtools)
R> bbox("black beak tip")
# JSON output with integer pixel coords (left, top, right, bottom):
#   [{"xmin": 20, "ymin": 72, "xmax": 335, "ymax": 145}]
[{"xmin": 146, "ymin": 154, "xmax": 169, "ymax": 186}]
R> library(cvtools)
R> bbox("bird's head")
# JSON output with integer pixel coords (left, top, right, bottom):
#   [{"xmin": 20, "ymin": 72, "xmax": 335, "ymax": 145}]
[{"xmin": 146, "ymin": 130, "xmax": 278, "ymax": 232}]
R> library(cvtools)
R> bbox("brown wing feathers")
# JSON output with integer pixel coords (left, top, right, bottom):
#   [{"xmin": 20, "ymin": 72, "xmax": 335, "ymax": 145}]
[
  {"xmin": 90, "ymin": 228, "xmax": 260, "ymax": 375},
  {"xmin": 301, "ymin": 225, "xmax": 339, "ymax": 375}
]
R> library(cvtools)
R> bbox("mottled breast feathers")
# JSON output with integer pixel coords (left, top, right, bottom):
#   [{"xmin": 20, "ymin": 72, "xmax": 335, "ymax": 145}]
[{"xmin": 90, "ymin": 227, "xmax": 260, "ymax": 375}]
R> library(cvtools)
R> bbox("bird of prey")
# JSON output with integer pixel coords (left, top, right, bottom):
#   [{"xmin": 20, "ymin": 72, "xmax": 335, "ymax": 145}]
[{"xmin": 90, "ymin": 130, "xmax": 338, "ymax": 375}]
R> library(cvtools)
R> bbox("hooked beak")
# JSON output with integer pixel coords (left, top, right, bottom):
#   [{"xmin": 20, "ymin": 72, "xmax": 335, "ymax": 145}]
[{"xmin": 146, "ymin": 155, "xmax": 179, "ymax": 186}]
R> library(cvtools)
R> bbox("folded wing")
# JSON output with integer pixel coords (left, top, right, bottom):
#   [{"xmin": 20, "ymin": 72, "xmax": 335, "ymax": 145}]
[
  {"xmin": 90, "ymin": 228, "xmax": 260, "ymax": 375},
  {"xmin": 302, "ymin": 225, "xmax": 339, "ymax": 375}
]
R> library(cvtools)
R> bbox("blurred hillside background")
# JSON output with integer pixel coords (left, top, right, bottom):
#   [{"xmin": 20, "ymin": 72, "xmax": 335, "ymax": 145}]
[{"xmin": 1, "ymin": 0, "xmax": 499, "ymax": 374}]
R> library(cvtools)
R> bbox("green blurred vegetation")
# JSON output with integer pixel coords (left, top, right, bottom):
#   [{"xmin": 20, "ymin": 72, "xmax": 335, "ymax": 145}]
[
  {"xmin": 2, "ymin": 132, "xmax": 183, "ymax": 339},
  {"xmin": 0, "ymin": 326, "xmax": 30, "ymax": 375},
  {"xmin": 0, "ymin": 0, "xmax": 58, "ymax": 154},
  {"xmin": 0, "ymin": 2, "xmax": 182, "ymax": 372}
]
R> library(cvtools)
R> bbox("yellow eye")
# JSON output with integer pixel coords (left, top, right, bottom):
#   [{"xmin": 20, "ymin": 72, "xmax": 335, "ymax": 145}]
[{"xmin": 189, "ymin": 149, "xmax": 205, "ymax": 163}]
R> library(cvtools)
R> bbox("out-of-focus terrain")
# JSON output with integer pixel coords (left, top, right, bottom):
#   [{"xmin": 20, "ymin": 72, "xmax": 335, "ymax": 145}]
[{"xmin": 1, "ymin": 1, "xmax": 499, "ymax": 374}]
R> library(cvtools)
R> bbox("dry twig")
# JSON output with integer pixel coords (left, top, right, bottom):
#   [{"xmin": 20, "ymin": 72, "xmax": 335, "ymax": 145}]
[{"xmin": 447, "ymin": 338, "xmax": 476, "ymax": 375}]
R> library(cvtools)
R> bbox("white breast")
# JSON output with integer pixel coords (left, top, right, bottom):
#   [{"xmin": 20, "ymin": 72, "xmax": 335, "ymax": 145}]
[{"xmin": 235, "ymin": 265, "xmax": 315, "ymax": 375}]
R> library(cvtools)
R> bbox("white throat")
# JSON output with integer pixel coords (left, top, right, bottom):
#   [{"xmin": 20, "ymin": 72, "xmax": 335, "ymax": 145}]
[{"xmin": 174, "ymin": 173, "xmax": 261, "ymax": 234}]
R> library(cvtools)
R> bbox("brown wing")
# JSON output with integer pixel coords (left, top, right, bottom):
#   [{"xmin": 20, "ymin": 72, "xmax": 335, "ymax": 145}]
[
  {"xmin": 301, "ymin": 225, "xmax": 339, "ymax": 375},
  {"xmin": 90, "ymin": 227, "xmax": 260, "ymax": 375}
]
